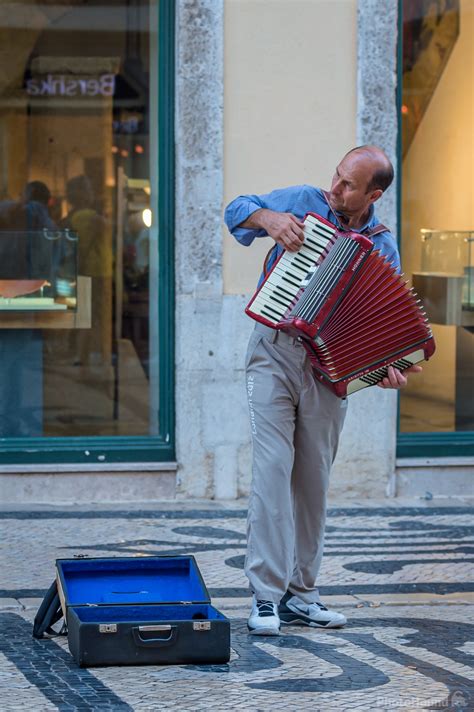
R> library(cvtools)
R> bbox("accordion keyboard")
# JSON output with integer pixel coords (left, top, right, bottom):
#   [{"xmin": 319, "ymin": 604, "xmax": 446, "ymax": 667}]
[{"xmin": 246, "ymin": 214, "xmax": 336, "ymax": 326}]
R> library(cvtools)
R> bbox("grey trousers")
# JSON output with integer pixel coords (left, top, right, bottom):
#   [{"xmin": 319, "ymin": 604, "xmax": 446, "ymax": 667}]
[{"xmin": 245, "ymin": 322, "xmax": 347, "ymax": 604}]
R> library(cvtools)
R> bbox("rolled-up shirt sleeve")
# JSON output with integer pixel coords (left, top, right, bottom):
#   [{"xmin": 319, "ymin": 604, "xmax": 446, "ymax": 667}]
[
  {"xmin": 224, "ymin": 185, "xmax": 307, "ymax": 246},
  {"xmin": 376, "ymin": 233, "xmax": 401, "ymax": 273}
]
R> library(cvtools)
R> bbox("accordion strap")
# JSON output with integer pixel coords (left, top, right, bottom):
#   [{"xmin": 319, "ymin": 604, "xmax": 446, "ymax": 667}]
[
  {"xmin": 263, "ymin": 244, "xmax": 278, "ymax": 277},
  {"xmin": 364, "ymin": 223, "xmax": 389, "ymax": 237}
]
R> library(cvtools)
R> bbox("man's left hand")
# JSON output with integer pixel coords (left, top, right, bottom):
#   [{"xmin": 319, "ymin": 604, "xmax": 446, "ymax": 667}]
[{"xmin": 377, "ymin": 364, "xmax": 423, "ymax": 390}]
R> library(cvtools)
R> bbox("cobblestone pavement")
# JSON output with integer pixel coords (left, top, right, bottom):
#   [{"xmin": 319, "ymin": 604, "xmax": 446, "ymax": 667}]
[{"xmin": 1, "ymin": 501, "xmax": 473, "ymax": 711}]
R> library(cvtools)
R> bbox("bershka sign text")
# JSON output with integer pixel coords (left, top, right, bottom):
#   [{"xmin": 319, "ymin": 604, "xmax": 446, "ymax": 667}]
[{"xmin": 26, "ymin": 73, "xmax": 115, "ymax": 97}]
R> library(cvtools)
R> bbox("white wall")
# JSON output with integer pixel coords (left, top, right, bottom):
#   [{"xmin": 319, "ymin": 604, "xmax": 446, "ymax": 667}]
[{"xmin": 223, "ymin": 0, "xmax": 357, "ymax": 295}]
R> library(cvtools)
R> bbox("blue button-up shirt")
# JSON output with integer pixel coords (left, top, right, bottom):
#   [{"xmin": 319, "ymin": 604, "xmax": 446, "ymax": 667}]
[{"xmin": 225, "ymin": 185, "xmax": 400, "ymax": 286}]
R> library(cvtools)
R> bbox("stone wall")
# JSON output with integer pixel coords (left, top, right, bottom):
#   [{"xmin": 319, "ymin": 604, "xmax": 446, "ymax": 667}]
[{"xmin": 330, "ymin": 0, "xmax": 400, "ymax": 498}]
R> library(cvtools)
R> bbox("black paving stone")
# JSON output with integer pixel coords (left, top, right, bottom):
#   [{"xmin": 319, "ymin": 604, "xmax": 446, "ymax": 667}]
[
  {"xmin": 0, "ymin": 506, "xmax": 472, "ymax": 520},
  {"xmin": 344, "ymin": 558, "xmax": 474, "ymax": 575},
  {"xmin": 0, "ymin": 613, "xmax": 133, "ymax": 711}
]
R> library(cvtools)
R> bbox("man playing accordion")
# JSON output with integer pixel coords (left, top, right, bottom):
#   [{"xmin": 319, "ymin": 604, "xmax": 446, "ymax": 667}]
[{"xmin": 224, "ymin": 145, "xmax": 422, "ymax": 635}]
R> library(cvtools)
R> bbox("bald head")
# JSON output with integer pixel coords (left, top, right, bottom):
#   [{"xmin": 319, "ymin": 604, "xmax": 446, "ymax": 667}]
[{"xmin": 344, "ymin": 145, "xmax": 394, "ymax": 193}]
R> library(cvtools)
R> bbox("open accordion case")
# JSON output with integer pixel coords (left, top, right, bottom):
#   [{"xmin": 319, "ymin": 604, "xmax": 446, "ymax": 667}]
[{"xmin": 33, "ymin": 556, "xmax": 230, "ymax": 668}]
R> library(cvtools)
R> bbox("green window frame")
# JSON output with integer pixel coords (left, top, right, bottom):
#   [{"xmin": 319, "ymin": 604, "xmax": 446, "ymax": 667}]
[
  {"xmin": 0, "ymin": 0, "xmax": 175, "ymax": 466},
  {"xmin": 396, "ymin": 0, "xmax": 474, "ymax": 459}
]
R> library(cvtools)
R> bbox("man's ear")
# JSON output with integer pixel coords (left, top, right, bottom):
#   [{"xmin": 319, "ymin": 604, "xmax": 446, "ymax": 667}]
[{"xmin": 370, "ymin": 188, "xmax": 383, "ymax": 204}]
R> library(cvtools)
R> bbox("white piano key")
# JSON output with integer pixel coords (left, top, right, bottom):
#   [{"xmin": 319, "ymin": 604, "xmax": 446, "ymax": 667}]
[
  {"xmin": 302, "ymin": 240, "xmax": 327, "ymax": 255},
  {"xmin": 263, "ymin": 282, "xmax": 300, "ymax": 303},
  {"xmin": 249, "ymin": 300, "xmax": 284, "ymax": 322},
  {"xmin": 254, "ymin": 302, "xmax": 287, "ymax": 321},
  {"xmin": 272, "ymin": 260, "xmax": 309, "ymax": 278},
  {"xmin": 265, "ymin": 267, "xmax": 303, "ymax": 284},
  {"xmin": 305, "ymin": 215, "xmax": 336, "ymax": 234},
  {"xmin": 259, "ymin": 285, "xmax": 294, "ymax": 309},
  {"xmin": 258, "ymin": 279, "xmax": 299, "ymax": 301},
  {"xmin": 250, "ymin": 296, "xmax": 283, "ymax": 315},
  {"xmin": 304, "ymin": 229, "xmax": 333, "ymax": 245},
  {"xmin": 292, "ymin": 251, "xmax": 314, "ymax": 266}
]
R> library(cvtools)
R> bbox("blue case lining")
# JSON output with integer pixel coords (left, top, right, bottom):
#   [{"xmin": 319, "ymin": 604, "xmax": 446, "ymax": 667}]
[
  {"xmin": 57, "ymin": 557, "xmax": 209, "ymax": 605},
  {"xmin": 72, "ymin": 604, "xmax": 226, "ymax": 623}
]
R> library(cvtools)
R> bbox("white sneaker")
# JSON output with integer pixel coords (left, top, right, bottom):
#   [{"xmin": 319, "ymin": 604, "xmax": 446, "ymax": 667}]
[
  {"xmin": 279, "ymin": 595, "xmax": 347, "ymax": 628},
  {"xmin": 247, "ymin": 596, "xmax": 281, "ymax": 635}
]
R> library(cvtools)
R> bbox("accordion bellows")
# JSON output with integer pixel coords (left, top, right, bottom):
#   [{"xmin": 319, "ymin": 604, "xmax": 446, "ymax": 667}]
[{"xmin": 245, "ymin": 212, "xmax": 435, "ymax": 397}]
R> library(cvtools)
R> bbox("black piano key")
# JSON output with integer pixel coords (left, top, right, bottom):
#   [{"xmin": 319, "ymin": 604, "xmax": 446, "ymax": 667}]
[
  {"xmin": 267, "ymin": 292, "xmax": 292, "ymax": 308},
  {"xmin": 261, "ymin": 304, "xmax": 285, "ymax": 319}
]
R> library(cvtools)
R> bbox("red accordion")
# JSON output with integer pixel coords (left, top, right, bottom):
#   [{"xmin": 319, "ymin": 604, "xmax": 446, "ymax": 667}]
[{"xmin": 245, "ymin": 212, "xmax": 436, "ymax": 397}]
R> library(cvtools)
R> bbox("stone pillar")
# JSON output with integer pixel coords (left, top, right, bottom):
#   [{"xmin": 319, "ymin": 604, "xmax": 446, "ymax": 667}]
[
  {"xmin": 357, "ymin": 0, "xmax": 398, "ymax": 226},
  {"xmin": 175, "ymin": 1, "xmax": 251, "ymax": 498},
  {"xmin": 330, "ymin": 0, "xmax": 400, "ymax": 498}
]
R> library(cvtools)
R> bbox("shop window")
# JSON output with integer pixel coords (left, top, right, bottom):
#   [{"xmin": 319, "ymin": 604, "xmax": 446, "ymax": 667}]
[
  {"xmin": 0, "ymin": 1, "xmax": 173, "ymax": 456},
  {"xmin": 399, "ymin": 0, "xmax": 474, "ymax": 439}
]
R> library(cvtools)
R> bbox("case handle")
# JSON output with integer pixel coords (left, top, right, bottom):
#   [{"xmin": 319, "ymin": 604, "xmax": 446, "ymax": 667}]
[{"xmin": 132, "ymin": 624, "xmax": 178, "ymax": 648}]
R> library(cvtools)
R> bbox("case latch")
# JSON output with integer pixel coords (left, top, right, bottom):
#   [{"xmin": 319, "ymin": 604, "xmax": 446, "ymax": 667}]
[
  {"xmin": 99, "ymin": 624, "xmax": 117, "ymax": 633},
  {"xmin": 193, "ymin": 621, "xmax": 211, "ymax": 631}
]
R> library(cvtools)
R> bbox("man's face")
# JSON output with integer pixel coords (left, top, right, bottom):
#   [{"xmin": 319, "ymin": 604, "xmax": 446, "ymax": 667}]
[{"xmin": 329, "ymin": 152, "xmax": 380, "ymax": 217}]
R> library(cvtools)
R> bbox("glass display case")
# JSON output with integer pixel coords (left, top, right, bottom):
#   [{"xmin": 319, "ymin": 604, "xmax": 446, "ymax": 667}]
[
  {"xmin": 409, "ymin": 228, "xmax": 474, "ymax": 433},
  {"xmin": 0, "ymin": 229, "xmax": 78, "ymax": 311},
  {"xmin": 412, "ymin": 229, "xmax": 474, "ymax": 326}
]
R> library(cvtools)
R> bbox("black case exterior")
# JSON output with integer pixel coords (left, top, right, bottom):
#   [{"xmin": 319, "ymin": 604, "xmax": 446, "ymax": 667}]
[
  {"xmin": 67, "ymin": 609, "xmax": 231, "ymax": 667},
  {"xmin": 56, "ymin": 556, "xmax": 231, "ymax": 668}
]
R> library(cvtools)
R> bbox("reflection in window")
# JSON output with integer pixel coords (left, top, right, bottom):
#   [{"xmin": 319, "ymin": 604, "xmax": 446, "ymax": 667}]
[
  {"xmin": 400, "ymin": 0, "xmax": 474, "ymax": 433},
  {"xmin": 0, "ymin": 1, "xmax": 160, "ymax": 438}
]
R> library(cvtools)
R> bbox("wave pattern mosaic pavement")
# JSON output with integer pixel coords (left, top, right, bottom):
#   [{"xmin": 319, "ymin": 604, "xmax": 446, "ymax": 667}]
[{"xmin": 0, "ymin": 504, "xmax": 473, "ymax": 711}]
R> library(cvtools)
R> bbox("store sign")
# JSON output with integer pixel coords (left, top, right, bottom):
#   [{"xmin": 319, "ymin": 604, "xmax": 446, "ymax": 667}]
[{"xmin": 26, "ymin": 73, "xmax": 115, "ymax": 97}]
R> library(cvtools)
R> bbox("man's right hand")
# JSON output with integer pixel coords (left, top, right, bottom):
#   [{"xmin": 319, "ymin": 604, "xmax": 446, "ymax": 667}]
[{"xmin": 242, "ymin": 209, "xmax": 305, "ymax": 252}]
